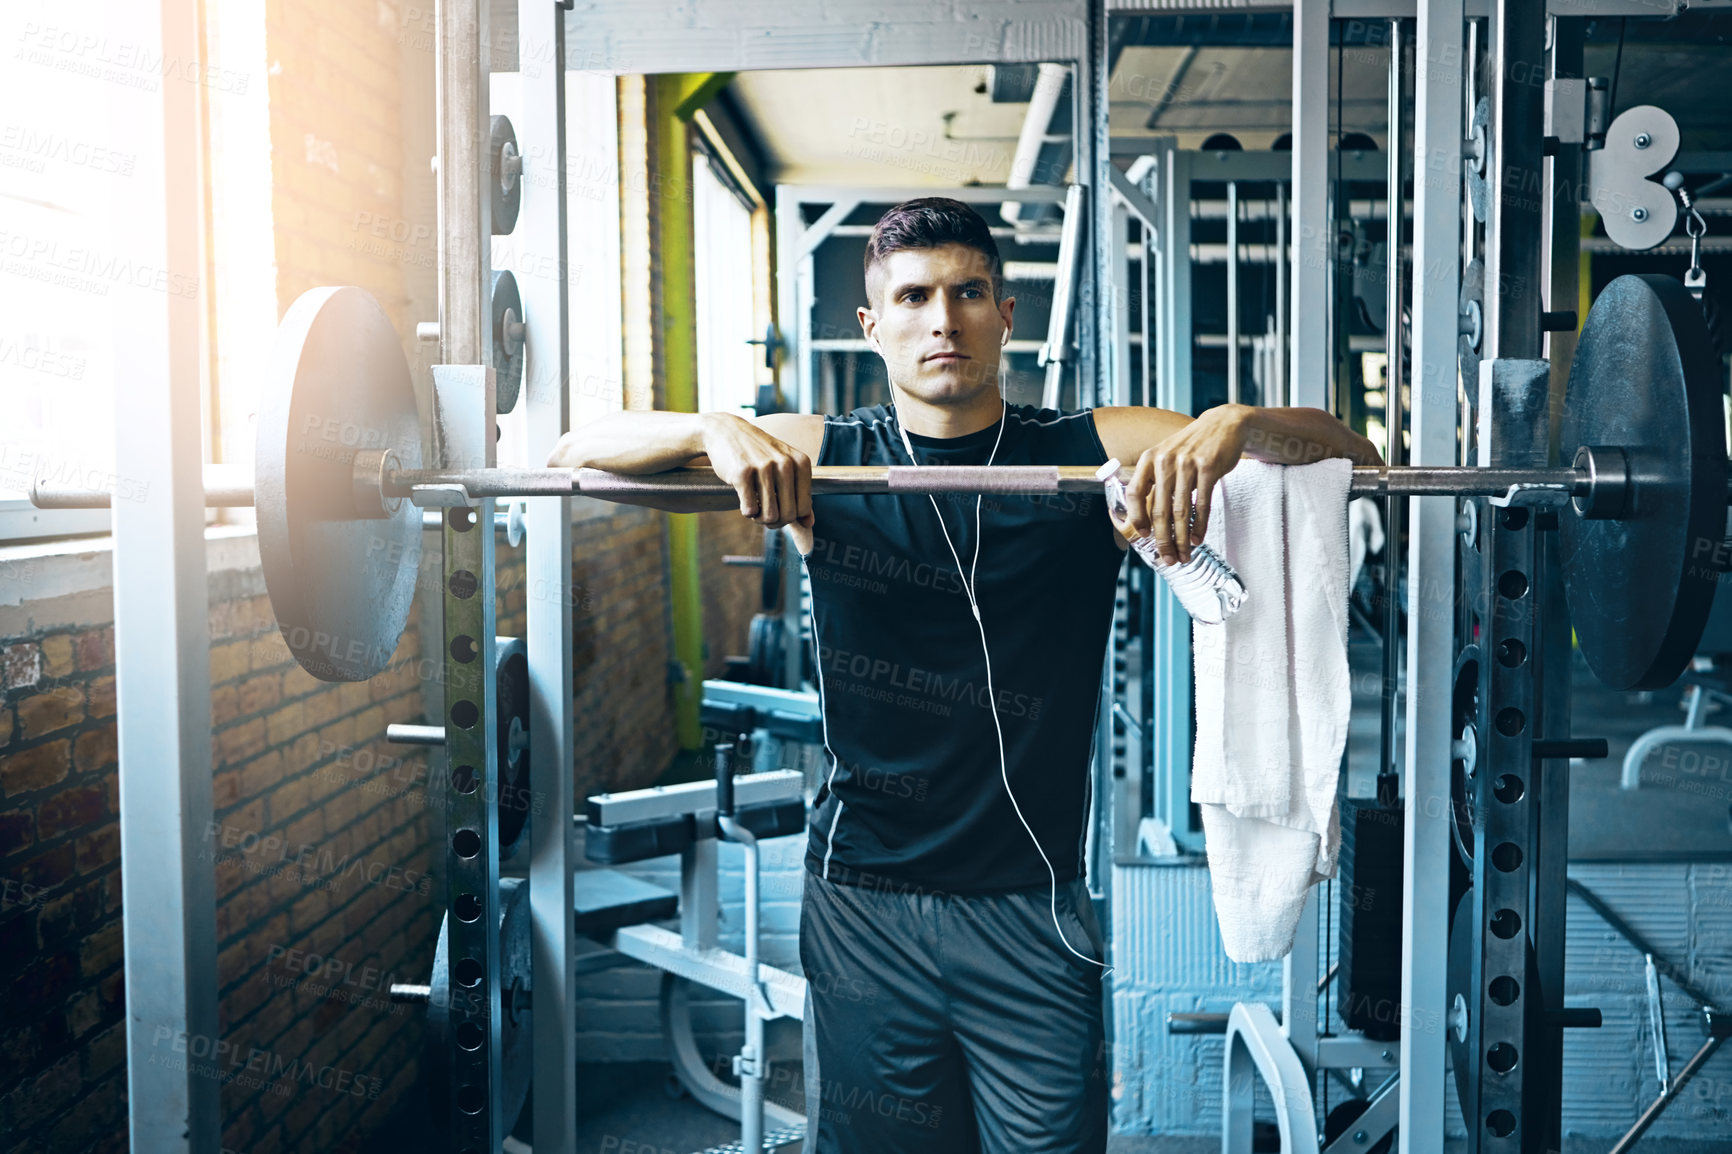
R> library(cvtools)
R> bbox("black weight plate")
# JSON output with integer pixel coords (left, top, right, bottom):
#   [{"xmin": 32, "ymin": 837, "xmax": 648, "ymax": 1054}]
[
  {"xmin": 491, "ymin": 269, "xmax": 524, "ymax": 414},
  {"xmin": 1466, "ymin": 97, "xmax": 1490, "ymax": 224},
  {"xmin": 746, "ymin": 612, "xmax": 783, "ymax": 687},
  {"xmin": 498, "ymin": 876, "xmax": 533, "ymax": 1133},
  {"xmin": 490, "ymin": 115, "xmax": 520, "ymax": 236},
  {"xmin": 257, "ymin": 287, "xmax": 422, "ymax": 682},
  {"xmin": 495, "ymin": 640, "xmax": 531, "ymax": 854},
  {"xmin": 760, "ymin": 527, "xmax": 784, "ymax": 612},
  {"xmin": 1451, "ymin": 646, "xmax": 1480, "ymax": 869},
  {"xmin": 424, "ymin": 878, "xmax": 533, "ymax": 1147},
  {"xmin": 1560, "ymin": 274, "xmax": 1727, "ymax": 690},
  {"xmin": 1446, "ymin": 890, "xmax": 1476, "ymax": 1134},
  {"xmin": 1459, "ymin": 259, "xmax": 1483, "ymax": 392},
  {"xmin": 1324, "ymin": 1099, "xmax": 1394, "ymax": 1154}
]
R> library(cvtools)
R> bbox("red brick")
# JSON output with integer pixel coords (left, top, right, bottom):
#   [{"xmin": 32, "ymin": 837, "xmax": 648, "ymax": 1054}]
[
  {"xmin": 0, "ymin": 1023, "xmax": 40, "ymax": 1086},
  {"xmin": 46, "ymin": 1074, "xmax": 123, "ymax": 1148},
  {"xmin": 237, "ymin": 672, "xmax": 283, "ymax": 717},
  {"xmin": 72, "ymin": 728, "xmax": 116, "ymax": 774},
  {"xmin": 3, "ymin": 1050, "xmax": 79, "ymax": 1131},
  {"xmin": 0, "ymin": 643, "xmax": 42, "ymax": 693},
  {"xmin": 83, "ymin": 1021, "xmax": 125, "ymax": 1079},
  {"xmin": 86, "ymin": 676, "xmax": 115, "ymax": 719},
  {"xmin": 75, "ymin": 824, "xmax": 120, "ymax": 872},
  {"xmin": 253, "ymin": 632, "xmax": 294, "ymax": 674},
  {"xmin": 264, "ymin": 701, "xmax": 306, "ymax": 748},
  {"xmin": 36, "ymin": 785, "xmax": 106, "ymax": 840},
  {"xmin": 215, "ymin": 719, "xmax": 266, "ymax": 768},
  {"xmin": 210, "ymin": 638, "xmax": 252, "ymax": 684},
  {"xmin": 12, "ymin": 952, "xmax": 77, "ymax": 1014},
  {"xmin": 38, "ymin": 635, "xmax": 75, "ymax": 680},
  {"xmin": 74, "ymin": 627, "xmax": 113, "ymax": 672},
  {"xmin": 0, "ymin": 809, "xmax": 32, "ymax": 856},
  {"xmin": 78, "ymin": 920, "xmax": 123, "ymax": 976},
  {"xmin": 2, "ymin": 739, "xmax": 70, "ymax": 795},
  {"xmin": 239, "ymin": 749, "xmax": 286, "ymax": 799},
  {"xmin": 36, "ymin": 878, "xmax": 105, "ymax": 948},
  {"xmin": 284, "ymin": 809, "xmax": 324, "ymax": 849},
  {"xmin": 212, "ymin": 770, "xmax": 241, "ymax": 809},
  {"xmin": 211, "ymin": 684, "xmax": 242, "ymax": 727}
]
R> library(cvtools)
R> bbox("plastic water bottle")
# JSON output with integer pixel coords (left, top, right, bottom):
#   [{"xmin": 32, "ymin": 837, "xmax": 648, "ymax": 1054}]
[{"xmin": 1096, "ymin": 458, "xmax": 1248, "ymax": 624}]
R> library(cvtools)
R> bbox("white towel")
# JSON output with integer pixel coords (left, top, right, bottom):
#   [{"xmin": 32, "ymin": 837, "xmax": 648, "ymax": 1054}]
[{"xmin": 1192, "ymin": 458, "xmax": 1352, "ymax": 963}]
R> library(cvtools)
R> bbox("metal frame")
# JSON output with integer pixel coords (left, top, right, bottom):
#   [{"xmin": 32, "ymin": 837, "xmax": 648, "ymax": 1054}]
[
  {"xmin": 118, "ymin": 0, "xmax": 220, "ymax": 1147},
  {"xmin": 1400, "ymin": 2, "xmax": 1463, "ymax": 1149},
  {"xmin": 515, "ymin": 0, "xmax": 578, "ymax": 1147}
]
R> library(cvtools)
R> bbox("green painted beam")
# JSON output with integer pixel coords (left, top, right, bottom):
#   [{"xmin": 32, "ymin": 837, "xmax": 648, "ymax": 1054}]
[{"xmin": 654, "ymin": 74, "xmax": 714, "ymax": 750}]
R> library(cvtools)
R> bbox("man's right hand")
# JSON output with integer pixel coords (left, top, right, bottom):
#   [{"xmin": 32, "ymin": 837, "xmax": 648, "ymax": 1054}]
[{"xmin": 701, "ymin": 412, "xmax": 815, "ymax": 533}]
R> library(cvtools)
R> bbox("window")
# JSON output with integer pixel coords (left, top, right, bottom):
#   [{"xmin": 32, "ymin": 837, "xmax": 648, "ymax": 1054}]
[
  {"xmin": 0, "ymin": 4, "xmax": 133, "ymax": 539},
  {"xmin": 692, "ymin": 148, "xmax": 758, "ymax": 416}
]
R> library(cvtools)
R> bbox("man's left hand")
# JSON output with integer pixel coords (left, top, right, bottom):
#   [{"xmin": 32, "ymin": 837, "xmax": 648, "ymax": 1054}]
[{"xmin": 1115, "ymin": 403, "xmax": 1252, "ymax": 565}]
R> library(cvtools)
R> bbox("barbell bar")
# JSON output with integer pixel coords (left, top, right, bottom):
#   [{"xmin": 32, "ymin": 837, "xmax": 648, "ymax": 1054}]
[
  {"xmin": 16, "ymin": 456, "xmax": 1658, "ymax": 513},
  {"xmin": 29, "ymin": 275, "xmax": 1722, "ymax": 690}
]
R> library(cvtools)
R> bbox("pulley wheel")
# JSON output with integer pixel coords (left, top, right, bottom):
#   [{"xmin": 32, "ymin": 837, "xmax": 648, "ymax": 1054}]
[
  {"xmin": 1560, "ymin": 274, "xmax": 1727, "ymax": 690},
  {"xmin": 257, "ymin": 287, "xmax": 422, "ymax": 682}
]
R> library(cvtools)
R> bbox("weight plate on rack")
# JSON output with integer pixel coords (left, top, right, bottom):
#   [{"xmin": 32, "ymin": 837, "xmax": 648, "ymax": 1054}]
[
  {"xmin": 1466, "ymin": 97, "xmax": 1490, "ymax": 224},
  {"xmin": 491, "ymin": 269, "xmax": 525, "ymax": 414},
  {"xmin": 1561, "ymin": 274, "xmax": 1727, "ymax": 690},
  {"xmin": 1458, "ymin": 258, "xmax": 1484, "ymax": 391},
  {"xmin": 257, "ymin": 287, "xmax": 422, "ymax": 682},
  {"xmin": 424, "ymin": 877, "xmax": 533, "ymax": 1146},
  {"xmin": 495, "ymin": 638, "xmax": 531, "ymax": 854},
  {"xmin": 760, "ymin": 527, "xmax": 785, "ymax": 613},
  {"xmin": 490, "ymin": 115, "xmax": 521, "ymax": 236},
  {"xmin": 1450, "ymin": 646, "xmax": 1480, "ymax": 870},
  {"xmin": 746, "ymin": 612, "xmax": 784, "ymax": 688}
]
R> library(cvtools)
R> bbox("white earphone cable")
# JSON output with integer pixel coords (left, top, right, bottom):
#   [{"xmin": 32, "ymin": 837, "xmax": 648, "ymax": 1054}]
[{"xmin": 893, "ymin": 392, "xmax": 1107, "ymax": 973}]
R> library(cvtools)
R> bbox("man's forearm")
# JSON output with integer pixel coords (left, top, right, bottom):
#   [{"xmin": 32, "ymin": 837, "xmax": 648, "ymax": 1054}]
[
  {"xmin": 1239, "ymin": 405, "xmax": 1383, "ymax": 467},
  {"xmin": 549, "ymin": 410, "xmax": 725, "ymax": 473}
]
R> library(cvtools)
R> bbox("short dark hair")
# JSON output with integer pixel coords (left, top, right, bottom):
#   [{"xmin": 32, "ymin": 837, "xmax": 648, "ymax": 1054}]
[{"xmin": 863, "ymin": 197, "xmax": 1003, "ymax": 310}]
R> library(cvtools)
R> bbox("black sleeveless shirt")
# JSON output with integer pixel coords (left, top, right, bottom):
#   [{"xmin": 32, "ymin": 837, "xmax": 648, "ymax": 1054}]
[{"xmin": 801, "ymin": 402, "xmax": 1126, "ymax": 894}]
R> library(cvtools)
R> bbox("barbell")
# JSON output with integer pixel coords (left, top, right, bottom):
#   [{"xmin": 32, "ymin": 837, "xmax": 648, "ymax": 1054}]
[{"xmin": 30, "ymin": 275, "xmax": 1728, "ymax": 691}]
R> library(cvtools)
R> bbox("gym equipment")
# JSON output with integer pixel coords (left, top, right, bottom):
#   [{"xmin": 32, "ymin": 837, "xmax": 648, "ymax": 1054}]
[
  {"xmin": 490, "ymin": 270, "xmax": 525, "ymax": 414},
  {"xmin": 1559, "ymin": 274, "xmax": 1727, "ymax": 691},
  {"xmin": 489, "ymin": 115, "xmax": 521, "ymax": 236},
  {"xmin": 385, "ymin": 636, "xmax": 533, "ymax": 854},
  {"xmin": 390, "ymin": 875, "xmax": 534, "ymax": 1141},
  {"xmin": 252, "ymin": 286, "xmax": 423, "ymax": 683},
  {"xmin": 720, "ymin": 527, "xmax": 786, "ymax": 613},
  {"xmin": 34, "ymin": 273, "xmax": 1730, "ymax": 693},
  {"xmin": 578, "ymin": 763, "xmax": 809, "ymax": 1151}
]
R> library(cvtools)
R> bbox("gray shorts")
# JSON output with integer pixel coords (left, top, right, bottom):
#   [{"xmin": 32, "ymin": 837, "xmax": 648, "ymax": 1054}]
[{"xmin": 798, "ymin": 868, "xmax": 1109, "ymax": 1154}]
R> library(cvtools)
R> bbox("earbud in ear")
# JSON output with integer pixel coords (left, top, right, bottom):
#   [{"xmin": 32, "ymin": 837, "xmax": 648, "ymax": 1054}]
[{"xmin": 1000, "ymin": 330, "xmax": 1010, "ymax": 348}]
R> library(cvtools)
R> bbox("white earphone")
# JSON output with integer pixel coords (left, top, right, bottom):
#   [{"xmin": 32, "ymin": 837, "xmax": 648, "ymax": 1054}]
[{"xmin": 892, "ymin": 396, "xmax": 1106, "ymax": 972}]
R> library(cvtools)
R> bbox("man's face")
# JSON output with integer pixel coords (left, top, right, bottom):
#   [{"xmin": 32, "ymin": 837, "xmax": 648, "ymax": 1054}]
[{"xmin": 858, "ymin": 243, "xmax": 1015, "ymax": 405}]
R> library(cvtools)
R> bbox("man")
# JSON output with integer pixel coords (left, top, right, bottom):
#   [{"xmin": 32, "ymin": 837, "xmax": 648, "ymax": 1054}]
[{"xmin": 548, "ymin": 198, "xmax": 1378, "ymax": 1152}]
